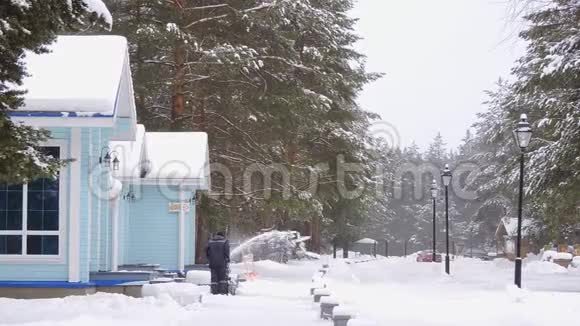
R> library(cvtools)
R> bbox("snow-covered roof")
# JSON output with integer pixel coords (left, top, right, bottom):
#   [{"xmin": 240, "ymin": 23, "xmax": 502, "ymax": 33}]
[
  {"xmin": 111, "ymin": 128, "xmax": 210, "ymax": 189},
  {"xmin": 355, "ymin": 238, "xmax": 378, "ymax": 245},
  {"xmin": 13, "ymin": 35, "xmax": 135, "ymax": 125},
  {"xmin": 145, "ymin": 132, "xmax": 209, "ymax": 187},
  {"xmin": 496, "ymin": 217, "xmax": 533, "ymax": 237}
]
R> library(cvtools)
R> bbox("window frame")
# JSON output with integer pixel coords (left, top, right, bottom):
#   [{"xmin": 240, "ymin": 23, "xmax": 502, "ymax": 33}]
[{"xmin": 0, "ymin": 139, "xmax": 67, "ymax": 263}]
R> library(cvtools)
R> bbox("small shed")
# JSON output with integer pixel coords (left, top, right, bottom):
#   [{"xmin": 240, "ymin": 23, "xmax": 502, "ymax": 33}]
[
  {"xmin": 495, "ymin": 217, "xmax": 535, "ymax": 260},
  {"xmin": 353, "ymin": 238, "xmax": 378, "ymax": 257}
]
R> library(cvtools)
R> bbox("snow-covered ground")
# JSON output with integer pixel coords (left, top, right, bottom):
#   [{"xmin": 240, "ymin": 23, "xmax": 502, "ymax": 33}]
[
  {"xmin": 2, "ymin": 256, "xmax": 580, "ymax": 326},
  {"xmin": 323, "ymin": 255, "xmax": 580, "ymax": 325}
]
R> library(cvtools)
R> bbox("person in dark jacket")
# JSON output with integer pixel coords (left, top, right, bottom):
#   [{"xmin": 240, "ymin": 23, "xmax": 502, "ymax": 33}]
[{"xmin": 206, "ymin": 231, "xmax": 230, "ymax": 294}]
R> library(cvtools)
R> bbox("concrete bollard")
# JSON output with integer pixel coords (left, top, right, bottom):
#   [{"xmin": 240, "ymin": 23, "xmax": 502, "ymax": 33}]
[
  {"xmin": 320, "ymin": 296, "xmax": 339, "ymax": 319},
  {"xmin": 313, "ymin": 288, "xmax": 331, "ymax": 303},
  {"xmin": 311, "ymin": 279, "xmax": 326, "ymax": 295},
  {"xmin": 332, "ymin": 307, "xmax": 354, "ymax": 326},
  {"xmin": 310, "ymin": 286, "xmax": 324, "ymax": 295}
]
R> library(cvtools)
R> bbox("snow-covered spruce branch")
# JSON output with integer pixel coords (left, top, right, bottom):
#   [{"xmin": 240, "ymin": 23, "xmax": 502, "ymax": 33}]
[
  {"xmin": 183, "ymin": 3, "xmax": 231, "ymax": 11},
  {"xmin": 183, "ymin": 3, "xmax": 275, "ymax": 29},
  {"xmin": 211, "ymin": 78, "xmax": 261, "ymax": 89},
  {"xmin": 143, "ymin": 60, "xmax": 175, "ymax": 67},
  {"xmin": 258, "ymin": 56, "xmax": 317, "ymax": 73},
  {"xmin": 208, "ymin": 111, "xmax": 271, "ymax": 156}
]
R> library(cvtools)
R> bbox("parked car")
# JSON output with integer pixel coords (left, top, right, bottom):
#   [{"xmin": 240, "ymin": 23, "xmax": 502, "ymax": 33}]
[
  {"xmin": 465, "ymin": 249, "xmax": 493, "ymax": 261},
  {"xmin": 416, "ymin": 250, "xmax": 442, "ymax": 262}
]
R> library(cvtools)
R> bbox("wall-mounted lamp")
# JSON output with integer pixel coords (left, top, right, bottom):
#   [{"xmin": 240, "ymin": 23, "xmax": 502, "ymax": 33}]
[
  {"xmin": 189, "ymin": 191, "xmax": 198, "ymax": 204},
  {"xmin": 99, "ymin": 147, "xmax": 120, "ymax": 171},
  {"xmin": 123, "ymin": 185, "xmax": 136, "ymax": 202}
]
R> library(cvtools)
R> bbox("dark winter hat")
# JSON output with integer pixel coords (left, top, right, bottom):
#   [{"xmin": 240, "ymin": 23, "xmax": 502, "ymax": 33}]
[{"xmin": 216, "ymin": 231, "xmax": 225, "ymax": 237}]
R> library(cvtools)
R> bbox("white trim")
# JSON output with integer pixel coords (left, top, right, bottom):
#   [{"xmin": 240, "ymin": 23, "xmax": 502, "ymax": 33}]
[
  {"xmin": 111, "ymin": 197, "xmax": 119, "ymax": 272},
  {"xmin": 87, "ymin": 129, "xmax": 92, "ymax": 269},
  {"xmin": 191, "ymin": 197, "xmax": 197, "ymax": 265},
  {"xmin": 104, "ymin": 175, "xmax": 109, "ymax": 271},
  {"xmin": 68, "ymin": 128, "xmax": 81, "ymax": 282},
  {"xmin": 0, "ymin": 139, "xmax": 68, "ymax": 264},
  {"xmin": 96, "ymin": 129, "xmax": 102, "ymax": 270},
  {"xmin": 178, "ymin": 189, "xmax": 186, "ymax": 272},
  {"xmin": 22, "ymin": 183, "xmax": 28, "ymax": 255},
  {"xmin": 11, "ymin": 116, "xmax": 115, "ymax": 128}
]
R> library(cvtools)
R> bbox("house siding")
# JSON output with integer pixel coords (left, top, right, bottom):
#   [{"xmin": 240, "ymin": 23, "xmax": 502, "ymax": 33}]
[
  {"xmin": 118, "ymin": 187, "xmax": 132, "ymax": 266},
  {"xmin": 125, "ymin": 186, "xmax": 182, "ymax": 270},
  {"xmin": 88, "ymin": 128, "xmax": 101, "ymax": 272}
]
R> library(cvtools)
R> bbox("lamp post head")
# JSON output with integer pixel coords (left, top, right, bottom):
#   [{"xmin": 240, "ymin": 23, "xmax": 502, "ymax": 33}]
[
  {"xmin": 441, "ymin": 164, "xmax": 452, "ymax": 187},
  {"xmin": 513, "ymin": 113, "xmax": 532, "ymax": 150},
  {"xmin": 430, "ymin": 179, "xmax": 438, "ymax": 199}
]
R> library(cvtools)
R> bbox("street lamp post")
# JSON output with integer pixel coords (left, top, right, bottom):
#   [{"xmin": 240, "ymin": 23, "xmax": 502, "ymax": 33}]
[
  {"xmin": 441, "ymin": 164, "xmax": 452, "ymax": 274},
  {"xmin": 513, "ymin": 114, "xmax": 533, "ymax": 288},
  {"xmin": 430, "ymin": 179, "xmax": 438, "ymax": 262}
]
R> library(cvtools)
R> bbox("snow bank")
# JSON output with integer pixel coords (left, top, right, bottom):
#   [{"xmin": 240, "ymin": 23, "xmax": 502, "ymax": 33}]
[
  {"xmin": 505, "ymin": 284, "xmax": 528, "ymax": 303},
  {"xmin": 305, "ymin": 251, "xmax": 321, "ymax": 260},
  {"xmin": 349, "ymin": 320, "xmax": 379, "ymax": 326},
  {"xmin": 493, "ymin": 258, "xmax": 513, "ymax": 269},
  {"xmin": 525, "ymin": 261, "xmax": 568, "ymax": 275},
  {"xmin": 142, "ymin": 283, "xmax": 203, "ymax": 306},
  {"xmin": 571, "ymin": 256, "xmax": 580, "ymax": 268},
  {"xmin": 186, "ymin": 270, "xmax": 211, "ymax": 285},
  {"xmin": 541, "ymin": 250, "xmax": 558, "ymax": 261},
  {"xmin": 0, "ymin": 293, "xmax": 199, "ymax": 326}
]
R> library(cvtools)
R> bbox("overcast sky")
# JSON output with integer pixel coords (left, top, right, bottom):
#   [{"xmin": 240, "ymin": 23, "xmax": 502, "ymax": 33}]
[{"xmin": 352, "ymin": 0, "xmax": 527, "ymax": 150}]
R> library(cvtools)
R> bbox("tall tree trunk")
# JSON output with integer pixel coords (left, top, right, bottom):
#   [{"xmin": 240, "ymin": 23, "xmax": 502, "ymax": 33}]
[
  {"xmin": 304, "ymin": 220, "xmax": 312, "ymax": 250},
  {"xmin": 170, "ymin": 0, "xmax": 186, "ymax": 131},
  {"xmin": 171, "ymin": 38, "xmax": 186, "ymax": 131},
  {"xmin": 305, "ymin": 216, "xmax": 321, "ymax": 253},
  {"xmin": 195, "ymin": 193, "xmax": 211, "ymax": 264},
  {"xmin": 312, "ymin": 215, "xmax": 321, "ymax": 253}
]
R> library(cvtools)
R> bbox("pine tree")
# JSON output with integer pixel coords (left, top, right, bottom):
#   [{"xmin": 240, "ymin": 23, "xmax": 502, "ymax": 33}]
[
  {"xmin": 425, "ymin": 133, "xmax": 447, "ymax": 167},
  {"xmin": 468, "ymin": 1, "xmax": 580, "ymax": 241},
  {"xmin": 0, "ymin": 0, "xmax": 110, "ymax": 183},
  {"xmin": 107, "ymin": 0, "xmax": 382, "ymax": 254}
]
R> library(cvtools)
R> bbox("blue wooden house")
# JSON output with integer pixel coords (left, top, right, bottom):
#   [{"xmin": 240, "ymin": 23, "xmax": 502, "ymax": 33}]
[{"xmin": 1, "ymin": 36, "xmax": 210, "ymax": 297}]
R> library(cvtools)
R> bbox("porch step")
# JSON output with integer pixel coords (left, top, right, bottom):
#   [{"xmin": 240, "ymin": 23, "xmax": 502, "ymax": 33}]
[
  {"xmin": 117, "ymin": 264, "xmax": 161, "ymax": 272},
  {"xmin": 89, "ymin": 271, "xmax": 157, "ymax": 282}
]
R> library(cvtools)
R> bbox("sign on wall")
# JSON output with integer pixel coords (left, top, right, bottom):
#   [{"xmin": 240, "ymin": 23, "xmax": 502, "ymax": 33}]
[{"xmin": 168, "ymin": 202, "xmax": 190, "ymax": 213}]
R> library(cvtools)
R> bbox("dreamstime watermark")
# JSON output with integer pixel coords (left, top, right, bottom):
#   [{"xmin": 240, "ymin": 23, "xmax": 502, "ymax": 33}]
[
  {"xmin": 368, "ymin": 120, "xmax": 401, "ymax": 152},
  {"xmin": 87, "ymin": 158, "xmax": 482, "ymax": 203},
  {"xmin": 86, "ymin": 120, "xmax": 481, "ymax": 203}
]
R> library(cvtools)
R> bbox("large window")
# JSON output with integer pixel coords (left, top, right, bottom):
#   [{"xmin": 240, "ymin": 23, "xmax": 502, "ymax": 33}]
[{"xmin": 0, "ymin": 146, "xmax": 61, "ymax": 257}]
